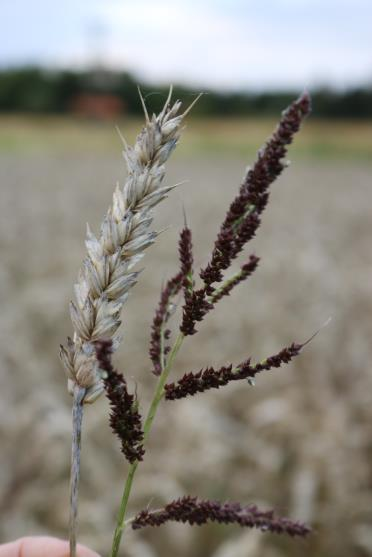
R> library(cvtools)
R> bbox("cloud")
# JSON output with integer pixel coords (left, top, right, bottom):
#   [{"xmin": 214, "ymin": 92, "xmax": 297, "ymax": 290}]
[
  {"xmin": 59, "ymin": 0, "xmax": 369, "ymax": 89},
  {"xmin": 2, "ymin": 0, "xmax": 372, "ymax": 89}
]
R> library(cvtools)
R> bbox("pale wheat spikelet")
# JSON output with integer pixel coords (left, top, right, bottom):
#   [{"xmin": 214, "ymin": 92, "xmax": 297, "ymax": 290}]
[{"xmin": 60, "ymin": 89, "xmax": 199, "ymax": 405}]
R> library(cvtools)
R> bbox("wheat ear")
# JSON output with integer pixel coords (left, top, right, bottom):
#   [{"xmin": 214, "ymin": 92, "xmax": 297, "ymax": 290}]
[
  {"xmin": 61, "ymin": 88, "xmax": 200, "ymax": 557},
  {"xmin": 60, "ymin": 88, "xmax": 199, "ymax": 404}
]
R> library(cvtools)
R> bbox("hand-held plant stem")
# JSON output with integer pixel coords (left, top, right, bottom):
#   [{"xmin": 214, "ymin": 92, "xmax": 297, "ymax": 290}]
[
  {"xmin": 97, "ymin": 92, "xmax": 311, "ymax": 557},
  {"xmin": 69, "ymin": 385, "xmax": 85, "ymax": 557}
]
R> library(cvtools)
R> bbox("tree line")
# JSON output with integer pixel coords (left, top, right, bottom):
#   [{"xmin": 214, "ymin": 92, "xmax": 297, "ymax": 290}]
[{"xmin": 0, "ymin": 66, "xmax": 371, "ymax": 118}]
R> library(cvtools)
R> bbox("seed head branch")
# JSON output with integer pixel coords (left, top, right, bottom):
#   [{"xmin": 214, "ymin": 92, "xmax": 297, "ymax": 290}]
[
  {"xmin": 131, "ymin": 496, "xmax": 311, "ymax": 537},
  {"xmin": 149, "ymin": 225, "xmax": 194, "ymax": 375},
  {"xmin": 95, "ymin": 340, "xmax": 145, "ymax": 463},
  {"xmin": 149, "ymin": 272, "xmax": 184, "ymax": 376},
  {"xmin": 200, "ymin": 92, "xmax": 311, "ymax": 288},
  {"xmin": 165, "ymin": 342, "xmax": 303, "ymax": 400},
  {"xmin": 179, "ymin": 226, "xmax": 194, "ymax": 292},
  {"xmin": 210, "ymin": 254, "xmax": 260, "ymax": 303},
  {"xmin": 179, "ymin": 93, "xmax": 310, "ymax": 336}
]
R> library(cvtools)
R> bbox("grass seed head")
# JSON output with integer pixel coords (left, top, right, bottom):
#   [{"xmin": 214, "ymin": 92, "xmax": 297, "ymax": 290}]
[{"xmin": 60, "ymin": 91, "xmax": 197, "ymax": 403}]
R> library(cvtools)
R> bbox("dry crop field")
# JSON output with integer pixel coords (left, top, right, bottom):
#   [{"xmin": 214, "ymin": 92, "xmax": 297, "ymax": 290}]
[{"xmin": 0, "ymin": 114, "xmax": 372, "ymax": 557}]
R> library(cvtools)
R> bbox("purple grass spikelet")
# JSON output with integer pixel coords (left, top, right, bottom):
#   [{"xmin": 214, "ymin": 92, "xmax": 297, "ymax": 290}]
[
  {"xmin": 149, "ymin": 272, "xmax": 184, "ymax": 375},
  {"xmin": 180, "ymin": 290, "xmax": 214, "ymax": 336},
  {"xmin": 200, "ymin": 92, "xmax": 311, "ymax": 291},
  {"xmin": 165, "ymin": 341, "xmax": 304, "ymax": 400},
  {"xmin": 179, "ymin": 226, "xmax": 194, "ymax": 292},
  {"xmin": 94, "ymin": 339, "xmax": 145, "ymax": 463},
  {"xmin": 131, "ymin": 496, "xmax": 311, "ymax": 537}
]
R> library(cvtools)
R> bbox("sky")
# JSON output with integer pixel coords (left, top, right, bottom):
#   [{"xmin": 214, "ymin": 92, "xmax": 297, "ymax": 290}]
[{"xmin": 1, "ymin": 0, "xmax": 372, "ymax": 91}]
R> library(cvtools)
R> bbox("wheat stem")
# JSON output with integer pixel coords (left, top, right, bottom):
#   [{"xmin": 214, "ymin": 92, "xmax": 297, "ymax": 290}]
[
  {"xmin": 69, "ymin": 385, "xmax": 85, "ymax": 557},
  {"xmin": 110, "ymin": 332, "xmax": 184, "ymax": 557}
]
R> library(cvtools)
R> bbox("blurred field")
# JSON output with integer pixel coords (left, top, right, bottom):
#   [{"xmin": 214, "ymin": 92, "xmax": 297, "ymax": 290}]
[
  {"xmin": 1, "ymin": 115, "xmax": 372, "ymax": 557},
  {"xmin": 1, "ymin": 114, "xmax": 372, "ymax": 160}
]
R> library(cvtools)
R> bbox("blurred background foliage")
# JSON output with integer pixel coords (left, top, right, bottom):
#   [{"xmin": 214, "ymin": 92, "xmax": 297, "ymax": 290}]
[{"xmin": 1, "ymin": 66, "xmax": 372, "ymax": 118}]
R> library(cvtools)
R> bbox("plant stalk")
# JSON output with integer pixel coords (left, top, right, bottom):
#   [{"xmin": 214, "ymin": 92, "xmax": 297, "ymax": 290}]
[
  {"xmin": 69, "ymin": 385, "xmax": 86, "ymax": 557},
  {"xmin": 110, "ymin": 332, "xmax": 184, "ymax": 557}
]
